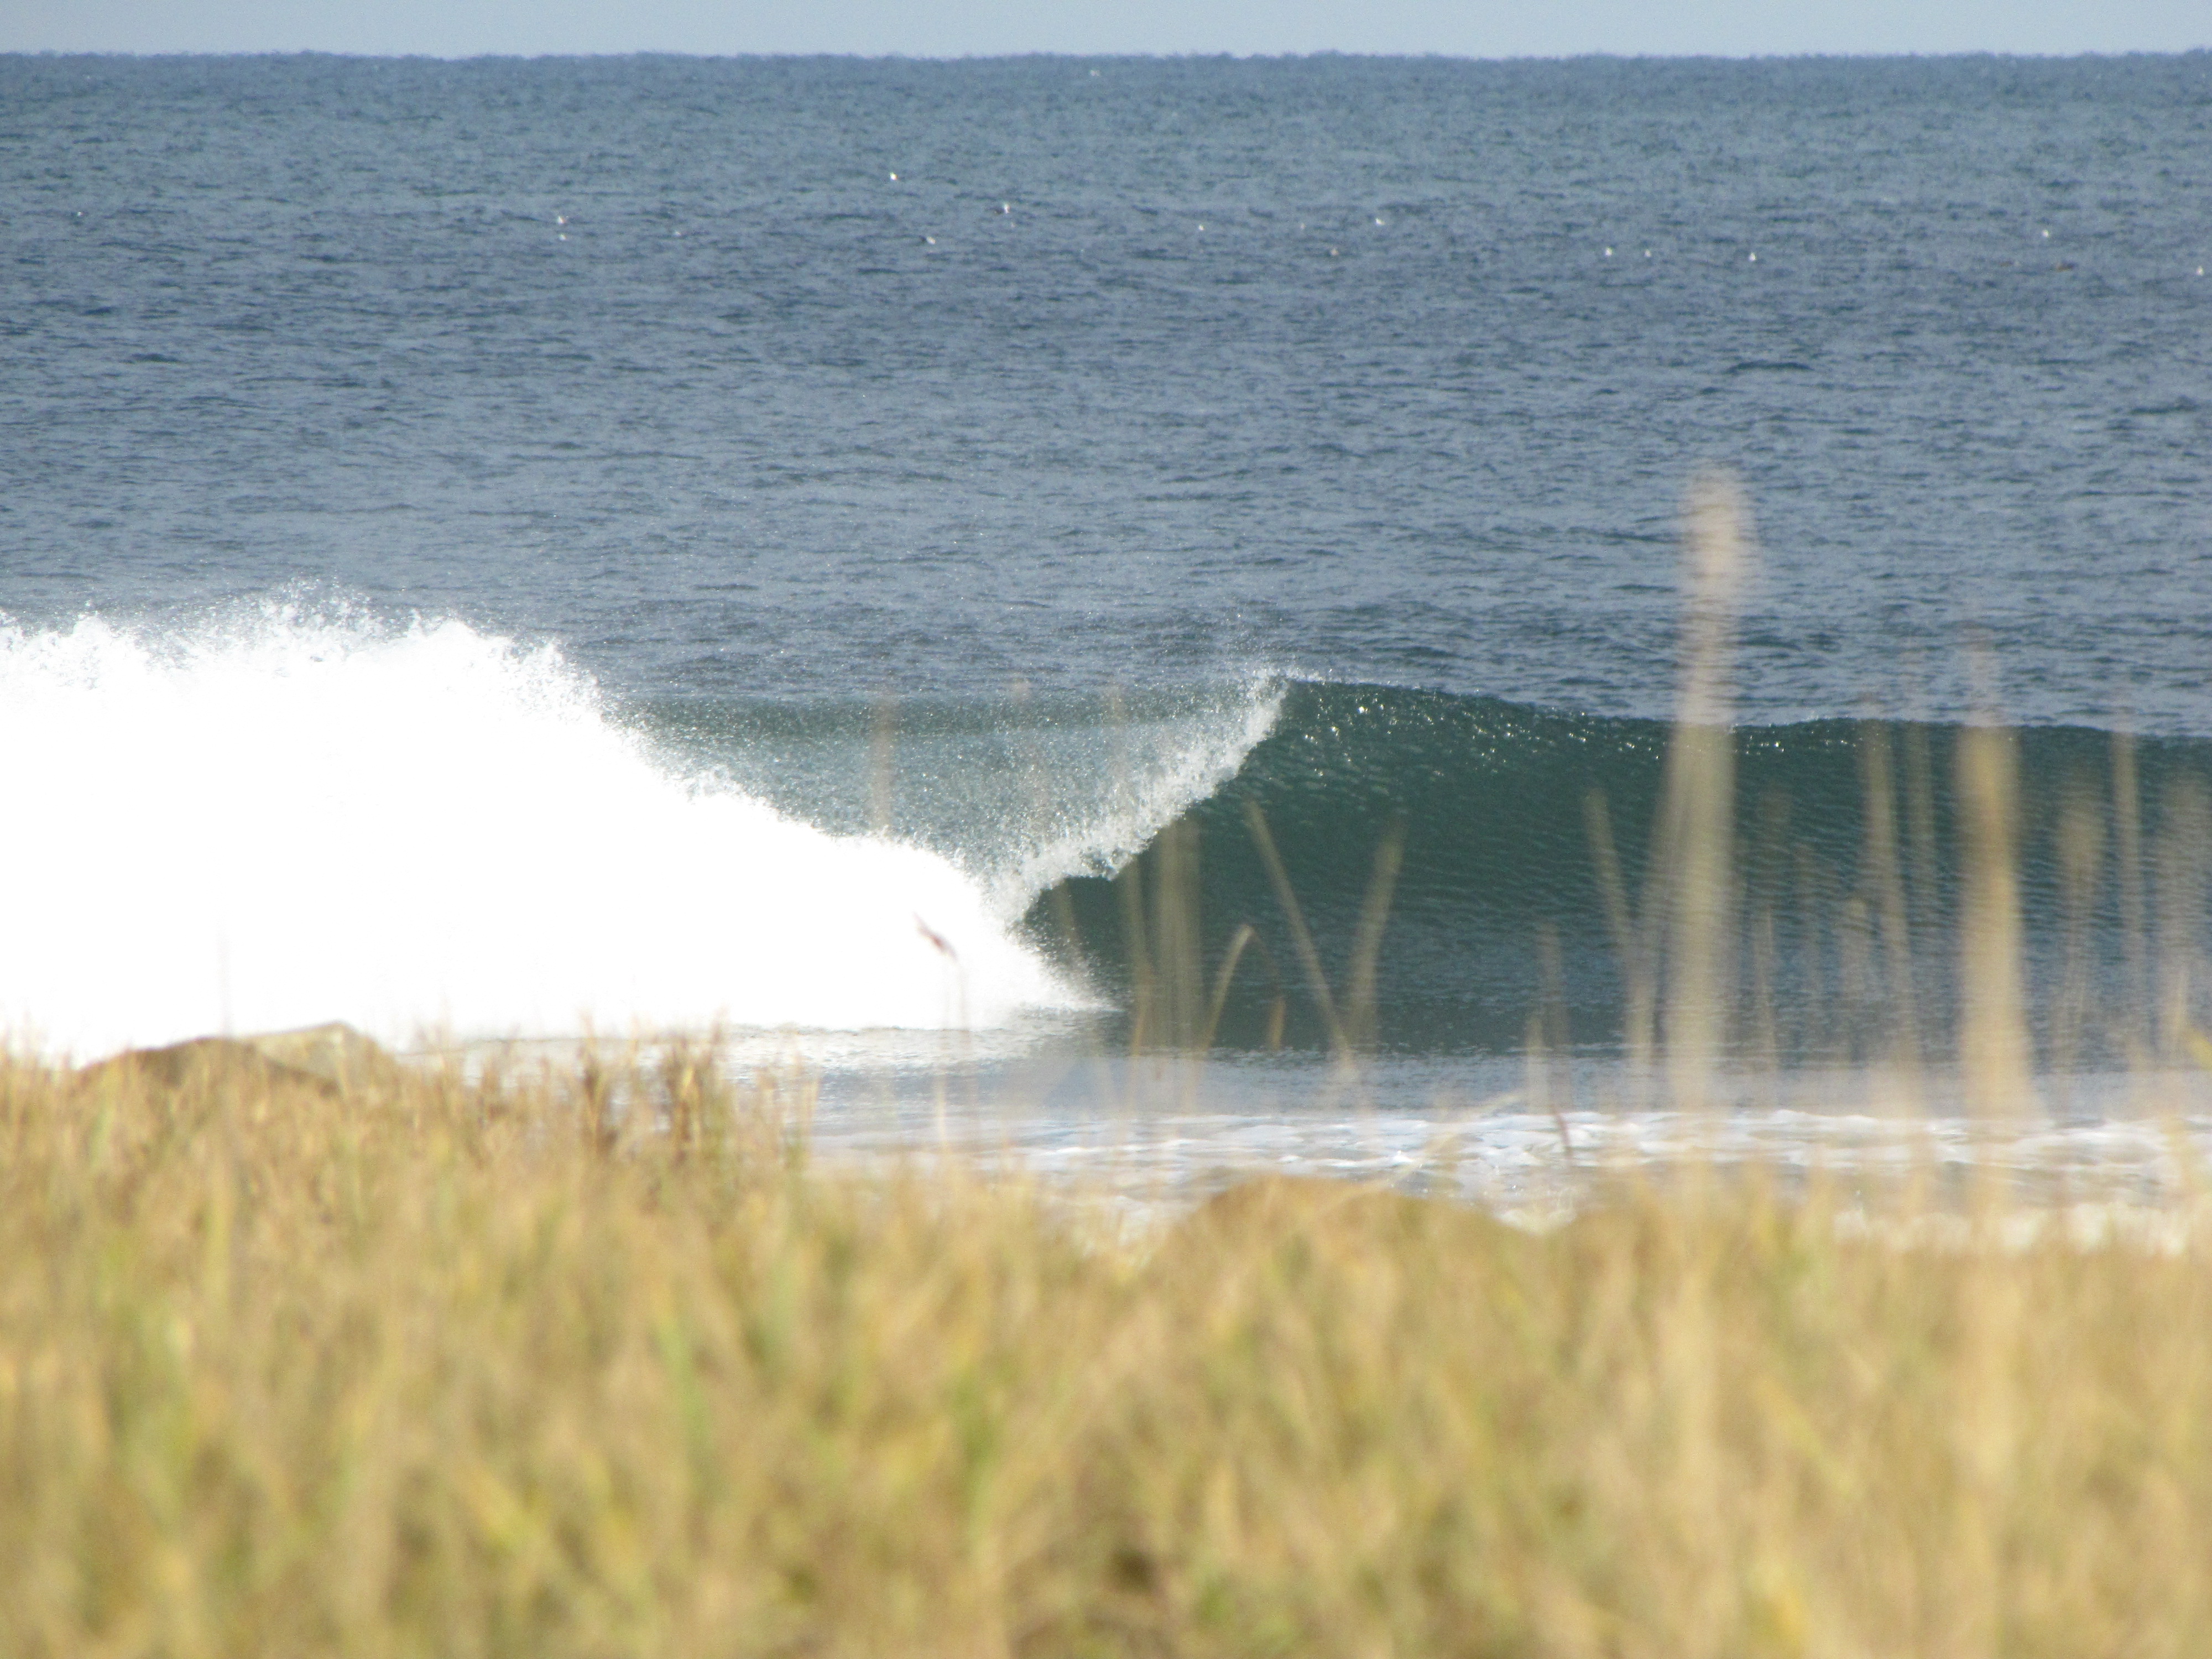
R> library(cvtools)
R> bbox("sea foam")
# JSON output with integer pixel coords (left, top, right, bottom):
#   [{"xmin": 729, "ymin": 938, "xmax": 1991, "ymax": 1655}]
[{"xmin": 0, "ymin": 607, "xmax": 1111, "ymax": 1060}]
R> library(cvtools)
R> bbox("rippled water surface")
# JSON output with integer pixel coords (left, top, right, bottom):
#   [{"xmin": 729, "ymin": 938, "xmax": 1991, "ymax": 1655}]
[{"xmin": 6, "ymin": 54, "xmax": 2210, "ymax": 723}]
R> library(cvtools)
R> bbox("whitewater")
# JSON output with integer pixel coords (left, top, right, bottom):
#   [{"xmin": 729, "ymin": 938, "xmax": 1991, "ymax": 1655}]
[{"xmin": 0, "ymin": 607, "xmax": 1276, "ymax": 1060}]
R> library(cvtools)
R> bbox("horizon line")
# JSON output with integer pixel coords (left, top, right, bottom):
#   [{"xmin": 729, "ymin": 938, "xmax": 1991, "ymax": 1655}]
[{"xmin": 6, "ymin": 45, "xmax": 2210, "ymax": 64}]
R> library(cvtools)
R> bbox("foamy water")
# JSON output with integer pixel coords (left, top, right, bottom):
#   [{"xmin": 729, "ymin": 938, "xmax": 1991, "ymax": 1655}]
[{"xmin": 0, "ymin": 608, "xmax": 1277, "ymax": 1060}]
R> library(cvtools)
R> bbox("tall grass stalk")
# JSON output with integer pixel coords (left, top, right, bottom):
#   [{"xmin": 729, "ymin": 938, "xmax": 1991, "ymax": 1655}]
[{"xmin": 1658, "ymin": 469, "xmax": 1746, "ymax": 1115}]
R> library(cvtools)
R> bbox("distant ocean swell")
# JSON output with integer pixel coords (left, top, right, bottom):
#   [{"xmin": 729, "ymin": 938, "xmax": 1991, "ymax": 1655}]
[{"xmin": 4, "ymin": 607, "xmax": 2203, "ymax": 1065}]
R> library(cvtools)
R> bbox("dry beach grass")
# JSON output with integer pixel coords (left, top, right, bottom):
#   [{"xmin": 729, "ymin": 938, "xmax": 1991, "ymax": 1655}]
[{"xmin": 8, "ymin": 1047, "xmax": 2212, "ymax": 1657}]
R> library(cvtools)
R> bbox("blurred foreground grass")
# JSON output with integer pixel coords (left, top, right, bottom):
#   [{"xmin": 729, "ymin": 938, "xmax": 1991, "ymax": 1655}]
[{"xmin": 7, "ymin": 1045, "xmax": 2212, "ymax": 1658}]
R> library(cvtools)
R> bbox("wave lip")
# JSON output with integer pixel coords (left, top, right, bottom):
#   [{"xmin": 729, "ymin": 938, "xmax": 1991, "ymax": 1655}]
[
  {"xmin": 0, "ymin": 606, "xmax": 1084, "ymax": 1060},
  {"xmin": 984, "ymin": 682, "xmax": 1285, "ymax": 914}
]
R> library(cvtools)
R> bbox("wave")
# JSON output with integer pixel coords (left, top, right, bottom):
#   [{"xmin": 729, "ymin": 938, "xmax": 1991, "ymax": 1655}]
[
  {"xmin": 0, "ymin": 606, "xmax": 1096, "ymax": 1059},
  {"xmin": 1031, "ymin": 681, "xmax": 2212, "ymax": 1057},
  {"xmin": 11, "ymin": 616, "xmax": 2197, "ymax": 1067}
]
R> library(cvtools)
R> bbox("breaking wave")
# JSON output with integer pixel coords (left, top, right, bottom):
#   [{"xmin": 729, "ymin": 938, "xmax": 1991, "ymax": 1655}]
[{"xmin": 0, "ymin": 606, "xmax": 1185, "ymax": 1058}]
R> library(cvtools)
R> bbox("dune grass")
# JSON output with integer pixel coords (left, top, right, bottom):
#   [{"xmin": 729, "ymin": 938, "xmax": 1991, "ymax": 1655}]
[{"xmin": 3, "ymin": 1046, "xmax": 2212, "ymax": 1658}]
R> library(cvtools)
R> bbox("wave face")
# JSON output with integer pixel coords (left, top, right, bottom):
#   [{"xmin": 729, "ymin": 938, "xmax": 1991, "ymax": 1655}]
[
  {"xmin": 0, "ymin": 608, "xmax": 1091, "ymax": 1058},
  {"xmin": 1034, "ymin": 682, "xmax": 2212, "ymax": 1060}
]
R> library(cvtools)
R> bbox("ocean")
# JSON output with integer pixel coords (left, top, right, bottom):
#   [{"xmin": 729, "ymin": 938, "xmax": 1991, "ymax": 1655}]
[{"xmin": 5, "ymin": 53, "xmax": 2212, "ymax": 1187}]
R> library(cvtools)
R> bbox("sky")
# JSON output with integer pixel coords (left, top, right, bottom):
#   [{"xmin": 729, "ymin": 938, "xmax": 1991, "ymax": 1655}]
[{"xmin": 3, "ymin": 0, "xmax": 2208, "ymax": 59}]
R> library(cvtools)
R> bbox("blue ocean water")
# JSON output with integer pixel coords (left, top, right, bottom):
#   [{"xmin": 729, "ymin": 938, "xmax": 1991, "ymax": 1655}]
[
  {"xmin": 4, "ymin": 54, "xmax": 2212, "ymax": 1135},
  {"xmin": 8, "ymin": 53, "xmax": 2212, "ymax": 719}
]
